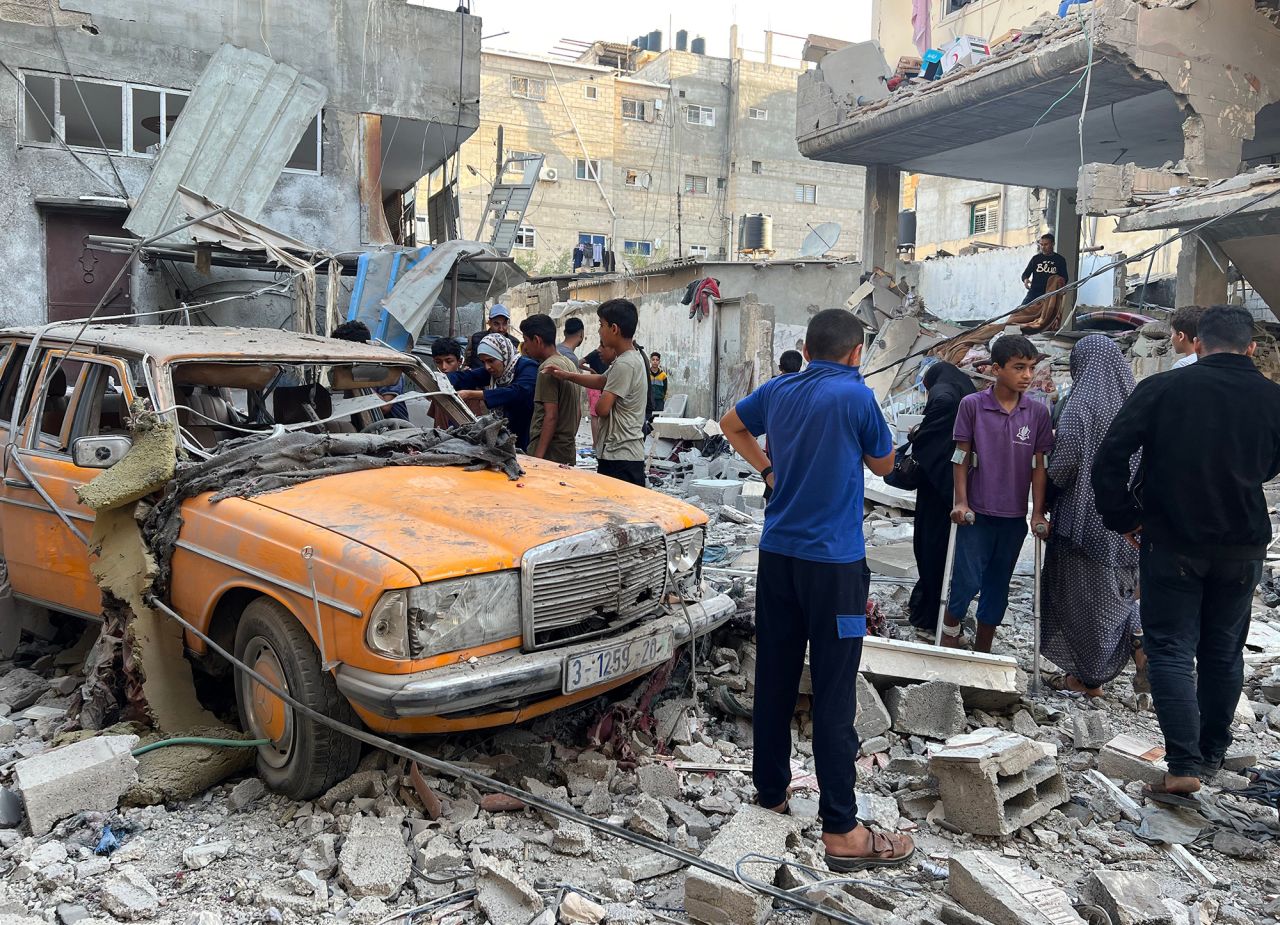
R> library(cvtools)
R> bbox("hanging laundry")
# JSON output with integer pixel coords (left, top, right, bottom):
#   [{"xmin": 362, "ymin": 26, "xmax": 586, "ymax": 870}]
[
  {"xmin": 688, "ymin": 277, "xmax": 720, "ymax": 320},
  {"xmin": 572, "ymin": 244, "xmax": 585, "ymax": 270},
  {"xmin": 912, "ymin": 0, "xmax": 931, "ymax": 55},
  {"xmin": 592, "ymin": 242, "xmax": 604, "ymax": 266}
]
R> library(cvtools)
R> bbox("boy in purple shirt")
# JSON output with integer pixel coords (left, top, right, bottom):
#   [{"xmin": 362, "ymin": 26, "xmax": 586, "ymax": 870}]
[{"xmin": 941, "ymin": 335, "xmax": 1053, "ymax": 653}]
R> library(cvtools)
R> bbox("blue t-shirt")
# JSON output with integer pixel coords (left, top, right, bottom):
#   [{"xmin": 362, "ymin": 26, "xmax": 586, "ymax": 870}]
[{"xmin": 735, "ymin": 361, "xmax": 893, "ymax": 563}]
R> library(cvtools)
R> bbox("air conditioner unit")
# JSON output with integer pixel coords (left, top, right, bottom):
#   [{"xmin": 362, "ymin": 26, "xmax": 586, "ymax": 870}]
[{"xmin": 539, "ymin": 166, "xmax": 559, "ymax": 182}]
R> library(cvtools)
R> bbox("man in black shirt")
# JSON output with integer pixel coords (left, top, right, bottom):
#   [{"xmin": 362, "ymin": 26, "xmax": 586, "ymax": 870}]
[
  {"xmin": 1020, "ymin": 233, "xmax": 1069, "ymax": 305},
  {"xmin": 1093, "ymin": 306, "xmax": 1280, "ymax": 799}
]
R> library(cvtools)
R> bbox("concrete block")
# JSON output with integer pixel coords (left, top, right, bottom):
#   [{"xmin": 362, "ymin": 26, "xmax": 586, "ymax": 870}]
[
  {"xmin": 636, "ymin": 763, "xmax": 681, "ymax": 800},
  {"xmin": 685, "ymin": 806, "xmax": 798, "ymax": 925},
  {"xmin": 626, "ymin": 795, "xmax": 669, "ymax": 840},
  {"xmin": 949, "ymin": 851, "xmax": 1085, "ymax": 925},
  {"xmin": 618, "ymin": 850, "xmax": 685, "ymax": 882},
  {"xmin": 337, "ymin": 815, "xmax": 411, "ymax": 900},
  {"xmin": 866, "ymin": 542, "xmax": 919, "ymax": 579},
  {"xmin": 475, "ymin": 855, "xmax": 542, "ymax": 924},
  {"xmin": 885, "ymin": 681, "xmax": 965, "ymax": 740},
  {"xmin": 929, "ymin": 730, "xmax": 1068, "ymax": 837},
  {"xmin": 100, "ymin": 866, "xmax": 160, "ymax": 920},
  {"xmin": 859, "ymin": 637, "xmax": 1022, "ymax": 710},
  {"xmin": 1098, "ymin": 734, "xmax": 1168, "ymax": 786},
  {"xmin": 1082, "ymin": 871, "xmax": 1180, "ymax": 925},
  {"xmin": 15, "ymin": 735, "xmax": 138, "ymax": 836},
  {"xmin": 689, "ymin": 479, "xmax": 743, "ymax": 507},
  {"xmin": 1072, "ymin": 712, "xmax": 1114, "ymax": 750},
  {"xmin": 0, "ymin": 670, "xmax": 50, "ymax": 711},
  {"xmin": 652, "ymin": 417, "xmax": 709, "ymax": 440},
  {"xmin": 854, "ymin": 675, "xmax": 891, "ymax": 740}
]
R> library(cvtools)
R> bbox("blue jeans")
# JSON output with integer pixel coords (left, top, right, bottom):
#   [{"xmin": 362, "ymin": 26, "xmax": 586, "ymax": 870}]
[{"xmin": 947, "ymin": 514, "xmax": 1027, "ymax": 626}]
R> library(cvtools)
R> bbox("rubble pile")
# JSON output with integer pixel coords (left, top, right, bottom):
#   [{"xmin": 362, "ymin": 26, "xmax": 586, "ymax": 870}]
[{"xmin": 0, "ymin": 472, "xmax": 1274, "ymax": 924}]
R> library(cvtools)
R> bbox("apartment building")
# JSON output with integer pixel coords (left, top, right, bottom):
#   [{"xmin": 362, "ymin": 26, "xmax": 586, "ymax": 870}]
[{"xmin": 433, "ymin": 34, "xmax": 868, "ymax": 275}]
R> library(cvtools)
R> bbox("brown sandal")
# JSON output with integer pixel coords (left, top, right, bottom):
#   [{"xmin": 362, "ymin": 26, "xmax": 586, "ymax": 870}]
[{"xmin": 824, "ymin": 827, "xmax": 915, "ymax": 872}]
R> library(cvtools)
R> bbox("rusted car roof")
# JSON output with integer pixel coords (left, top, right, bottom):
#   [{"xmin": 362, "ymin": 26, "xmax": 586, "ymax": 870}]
[{"xmin": 2, "ymin": 325, "xmax": 412, "ymax": 365}]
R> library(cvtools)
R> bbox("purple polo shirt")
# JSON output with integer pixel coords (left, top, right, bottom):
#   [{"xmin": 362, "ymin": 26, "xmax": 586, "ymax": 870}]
[{"xmin": 953, "ymin": 389, "xmax": 1054, "ymax": 518}]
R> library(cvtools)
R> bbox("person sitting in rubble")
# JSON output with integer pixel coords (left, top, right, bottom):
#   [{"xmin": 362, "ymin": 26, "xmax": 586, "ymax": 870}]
[{"xmin": 448, "ymin": 332, "xmax": 537, "ymax": 450}]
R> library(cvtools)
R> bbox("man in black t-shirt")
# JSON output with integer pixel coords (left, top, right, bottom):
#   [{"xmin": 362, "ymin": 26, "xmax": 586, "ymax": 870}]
[{"xmin": 1020, "ymin": 233, "xmax": 1069, "ymax": 305}]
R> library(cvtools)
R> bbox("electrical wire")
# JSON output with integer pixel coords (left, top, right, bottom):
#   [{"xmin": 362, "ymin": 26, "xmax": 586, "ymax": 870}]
[
  {"xmin": 138, "ymin": 593, "xmax": 878, "ymax": 925},
  {"xmin": 132, "ymin": 736, "xmax": 269, "ymax": 757},
  {"xmin": 861, "ymin": 184, "xmax": 1280, "ymax": 379}
]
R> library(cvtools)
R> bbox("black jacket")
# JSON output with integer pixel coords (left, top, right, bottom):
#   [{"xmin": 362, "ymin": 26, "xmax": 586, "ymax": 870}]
[
  {"xmin": 912, "ymin": 363, "xmax": 975, "ymax": 495},
  {"xmin": 1091, "ymin": 353, "xmax": 1280, "ymax": 558}
]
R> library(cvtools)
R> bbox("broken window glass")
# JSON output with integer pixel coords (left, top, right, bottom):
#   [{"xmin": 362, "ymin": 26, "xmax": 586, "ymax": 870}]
[
  {"xmin": 60, "ymin": 78, "xmax": 123, "ymax": 151},
  {"xmin": 21, "ymin": 74, "xmax": 56, "ymax": 144}
]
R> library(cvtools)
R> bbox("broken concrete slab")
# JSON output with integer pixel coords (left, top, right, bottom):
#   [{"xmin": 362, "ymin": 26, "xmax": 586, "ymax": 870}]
[
  {"xmin": 1071, "ymin": 713, "xmax": 1115, "ymax": 751},
  {"xmin": 885, "ymin": 681, "xmax": 965, "ymax": 740},
  {"xmin": 866, "ymin": 542, "xmax": 919, "ymax": 580},
  {"xmin": 685, "ymin": 806, "xmax": 799, "ymax": 925},
  {"xmin": 929, "ymin": 730, "xmax": 1067, "ymax": 837},
  {"xmin": 1082, "ymin": 870, "xmax": 1180, "ymax": 925},
  {"xmin": 0, "ymin": 669, "xmax": 50, "ymax": 711},
  {"xmin": 99, "ymin": 865, "xmax": 160, "ymax": 920},
  {"xmin": 626, "ymin": 795, "xmax": 669, "ymax": 840},
  {"xmin": 618, "ymin": 851, "xmax": 685, "ymax": 882},
  {"xmin": 1098, "ymin": 734, "xmax": 1168, "ymax": 787},
  {"xmin": 652, "ymin": 417, "xmax": 711, "ymax": 441},
  {"xmin": 859, "ymin": 637, "xmax": 1022, "ymax": 710},
  {"xmin": 337, "ymin": 815, "xmax": 411, "ymax": 900},
  {"xmin": 854, "ymin": 675, "xmax": 891, "ymax": 740},
  {"xmin": 949, "ymin": 851, "xmax": 1085, "ymax": 925},
  {"xmin": 15, "ymin": 734, "xmax": 139, "ymax": 836},
  {"xmin": 635, "ymin": 764, "xmax": 681, "ymax": 800},
  {"xmin": 475, "ymin": 854, "xmax": 542, "ymax": 923},
  {"xmin": 689, "ymin": 479, "xmax": 744, "ymax": 507},
  {"xmin": 182, "ymin": 841, "xmax": 231, "ymax": 871}
]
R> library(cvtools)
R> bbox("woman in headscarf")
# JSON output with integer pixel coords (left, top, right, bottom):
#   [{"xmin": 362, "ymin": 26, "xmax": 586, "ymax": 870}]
[
  {"xmin": 449, "ymin": 332, "xmax": 538, "ymax": 450},
  {"xmin": 1042, "ymin": 334, "xmax": 1145, "ymax": 696},
  {"xmin": 907, "ymin": 362, "xmax": 976, "ymax": 635}
]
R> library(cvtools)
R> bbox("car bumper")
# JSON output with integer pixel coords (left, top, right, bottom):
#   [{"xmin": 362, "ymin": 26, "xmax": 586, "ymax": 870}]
[{"xmin": 334, "ymin": 594, "xmax": 737, "ymax": 720}]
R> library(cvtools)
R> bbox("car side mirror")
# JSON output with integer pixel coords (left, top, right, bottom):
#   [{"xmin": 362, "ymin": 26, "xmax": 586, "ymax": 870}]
[{"xmin": 72, "ymin": 435, "xmax": 133, "ymax": 469}]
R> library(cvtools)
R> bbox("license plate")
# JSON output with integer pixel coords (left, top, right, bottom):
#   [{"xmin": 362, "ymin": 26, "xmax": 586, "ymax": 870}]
[{"xmin": 563, "ymin": 630, "xmax": 675, "ymax": 694}]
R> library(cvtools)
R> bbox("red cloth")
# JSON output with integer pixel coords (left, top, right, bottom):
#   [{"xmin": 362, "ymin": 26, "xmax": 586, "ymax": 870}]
[{"xmin": 689, "ymin": 277, "xmax": 721, "ymax": 320}]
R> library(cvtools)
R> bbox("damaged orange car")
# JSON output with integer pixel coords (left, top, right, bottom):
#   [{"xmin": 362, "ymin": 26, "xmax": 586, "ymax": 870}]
[{"xmin": 0, "ymin": 325, "xmax": 733, "ymax": 797}]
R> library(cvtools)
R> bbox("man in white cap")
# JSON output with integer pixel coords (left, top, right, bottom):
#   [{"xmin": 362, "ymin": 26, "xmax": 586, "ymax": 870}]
[{"xmin": 466, "ymin": 303, "xmax": 521, "ymax": 369}]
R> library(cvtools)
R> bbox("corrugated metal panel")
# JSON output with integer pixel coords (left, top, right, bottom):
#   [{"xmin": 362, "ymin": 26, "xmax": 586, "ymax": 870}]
[{"xmin": 124, "ymin": 45, "xmax": 327, "ymax": 243}]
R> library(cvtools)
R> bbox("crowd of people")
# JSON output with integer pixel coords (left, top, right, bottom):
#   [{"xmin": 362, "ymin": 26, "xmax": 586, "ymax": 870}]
[{"xmin": 721, "ymin": 303, "xmax": 1280, "ymax": 868}]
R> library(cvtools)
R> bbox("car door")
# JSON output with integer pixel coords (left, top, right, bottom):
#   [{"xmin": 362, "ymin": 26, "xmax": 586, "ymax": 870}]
[{"xmin": 1, "ymin": 351, "xmax": 137, "ymax": 618}]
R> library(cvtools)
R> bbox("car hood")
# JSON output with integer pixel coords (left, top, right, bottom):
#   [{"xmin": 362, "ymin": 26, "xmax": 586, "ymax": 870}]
[{"xmin": 247, "ymin": 457, "xmax": 707, "ymax": 582}]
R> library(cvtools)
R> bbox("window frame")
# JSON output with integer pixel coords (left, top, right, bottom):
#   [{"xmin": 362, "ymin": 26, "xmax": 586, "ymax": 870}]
[
  {"xmin": 22, "ymin": 351, "xmax": 135, "ymax": 457},
  {"xmin": 621, "ymin": 98, "xmax": 646, "ymax": 121},
  {"xmin": 511, "ymin": 76, "xmax": 547, "ymax": 101},
  {"xmin": 17, "ymin": 70, "xmax": 322, "ymax": 175},
  {"xmin": 685, "ymin": 104, "xmax": 715, "ymax": 126},
  {"xmin": 575, "ymin": 158, "xmax": 601, "ymax": 181},
  {"xmin": 748, "ymin": 107, "xmax": 768, "ymax": 120},
  {"xmin": 794, "ymin": 183, "xmax": 817, "ymax": 204},
  {"xmin": 683, "ymin": 174, "xmax": 708, "ymax": 195},
  {"xmin": 622, "ymin": 240, "xmax": 653, "ymax": 257},
  {"xmin": 583, "ymin": 84, "xmax": 598, "ymax": 101},
  {"xmin": 688, "ymin": 244, "xmax": 709, "ymax": 259},
  {"xmin": 751, "ymin": 160, "xmax": 763, "ymax": 175},
  {"xmin": 969, "ymin": 198, "xmax": 1001, "ymax": 235},
  {"xmin": 513, "ymin": 225, "xmax": 536, "ymax": 249}
]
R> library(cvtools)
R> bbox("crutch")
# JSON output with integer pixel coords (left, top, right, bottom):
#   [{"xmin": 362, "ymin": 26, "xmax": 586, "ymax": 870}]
[
  {"xmin": 934, "ymin": 511, "xmax": 975, "ymax": 646},
  {"xmin": 1031, "ymin": 522, "xmax": 1049, "ymax": 692}
]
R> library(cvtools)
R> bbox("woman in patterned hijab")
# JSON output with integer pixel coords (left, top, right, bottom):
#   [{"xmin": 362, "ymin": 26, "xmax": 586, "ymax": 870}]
[{"xmin": 1041, "ymin": 334, "xmax": 1145, "ymax": 696}]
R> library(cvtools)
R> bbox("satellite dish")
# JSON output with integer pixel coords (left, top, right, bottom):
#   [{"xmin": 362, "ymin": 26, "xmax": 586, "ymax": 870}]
[{"xmin": 799, "ymin": 222, "xmax": 843, "ymax": 258}]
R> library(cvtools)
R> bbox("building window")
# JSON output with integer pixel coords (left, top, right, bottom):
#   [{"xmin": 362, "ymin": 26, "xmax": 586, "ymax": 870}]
[
  {"xmin": 575, "ymin": 158, "xmax": 601, "ymax": 181},
  {"xmin": 502, "ymin": 149, "xmax": 541, "ymax": 180},
  {"xmin": 748, "ymin": 107, "xmax": 768, "ymax": 120},
  {"xmin": 624, "ymin": 168, "xmax": 650, "ymax": 189},
  {"xmin": 511, "ymin": 76, "xmax": 546, "ymax": 101},
  {"xmin": 689, "ymin": 244, "xmax": 709, "ymax": 258},
  {"xmin": 513, "ymin": 225, "xmax": 536, "ymax": 249},
  {"xmin": 686, "ymin": 104, "xmax": 715, "ymax": 126},
  {"xmin": 969, "ymin": 198, "xmax": 1001, "ymax": 234},
  {"xmin": 623, "ymin": 240, "xmax": 653, "ymax": 257},
  {"xmin": 751, "ymin": 160, "xmax": 763, "ymax": 175},
  {"xmin": 17, "ymin": 71, "xmax": 320, "ymax": 173},
  {"xmin": 621, "ymin": 98, "xmax": 647, "ymax": 121},
  {"xmin": 794, "ymin": 183, "xmax": 817, "ymax": 204},
  {"xmin": 946, "ymin": 0, "xmax": 975, "ymax": 13},
  {"xmin": 716, "ymin": 177, "xmax": 727, "ymax": 190},
  {"xmin": 683, "ymin": 174, "xmax": 708, "ymax": 195},
  {"xmin": 584, "ymin": 84, "xmax": 598, "ymax": 100}
]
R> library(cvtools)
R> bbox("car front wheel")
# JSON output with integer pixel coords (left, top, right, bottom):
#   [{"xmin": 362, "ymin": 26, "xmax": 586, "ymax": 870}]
[{"xmin": 233, "ymin": 596, "xmax": 361, "ymax": 799}]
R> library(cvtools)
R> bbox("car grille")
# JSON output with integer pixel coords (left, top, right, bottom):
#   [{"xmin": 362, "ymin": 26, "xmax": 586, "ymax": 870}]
[{"xmin": 522, "ymin": 525, "xmax": 676, "ymax": 650}]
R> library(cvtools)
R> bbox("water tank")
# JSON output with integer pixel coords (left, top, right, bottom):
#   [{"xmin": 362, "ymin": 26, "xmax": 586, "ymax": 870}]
[
  {"xmin": 647, "ymin": 30, "xmax": 662, "ymax": 52},
  {"xmin": 690, "ymin": 36, "xmax": 706, "ymax": 55},
  {"xmin": 634, "ymin": 35, "xmax": 647, "ymax": 51},
  {"xmin": 898, "ymin": 209, "xmax": 917, "ymax": 248},
  {"xmin": 676, "ymin": 29, "xmax": 689, "ymax": 51},
  {"xmin": 740, "ymin": 213, "xmax": 773, "ymax": 252}
]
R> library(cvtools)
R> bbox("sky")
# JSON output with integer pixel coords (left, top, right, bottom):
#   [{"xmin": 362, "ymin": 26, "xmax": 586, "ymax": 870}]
[{"xmin": 413, "ymin": 1, "xmax": 874, "ymax": 63}]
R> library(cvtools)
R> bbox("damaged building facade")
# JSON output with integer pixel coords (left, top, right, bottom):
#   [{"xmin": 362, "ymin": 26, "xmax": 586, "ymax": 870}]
[
  {"xmin": 802, "ymin": 0, "xmax": 1280, "ymax": 318},
  {"xmin": 438, "ymin": 30, "xmax": 868, "ymax": 274},
  {"xmin": 0, "ymin": 0, "xmax": 480, "ymax": 328}
]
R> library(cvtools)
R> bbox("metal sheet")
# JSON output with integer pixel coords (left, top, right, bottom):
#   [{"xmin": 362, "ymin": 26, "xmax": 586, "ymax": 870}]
[
  {"xmin": 379, "ymin": 240, "xmax": 526, "ymax": 338},
  {"xmin": 124, "ymin": 45, "xmax": 327, "ymax": 243}
]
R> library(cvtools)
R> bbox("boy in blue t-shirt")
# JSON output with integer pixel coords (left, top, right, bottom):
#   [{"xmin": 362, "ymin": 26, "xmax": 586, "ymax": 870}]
[{"xmin": 720, "ymin": 309, "xmax": 914, "ymax": 872}]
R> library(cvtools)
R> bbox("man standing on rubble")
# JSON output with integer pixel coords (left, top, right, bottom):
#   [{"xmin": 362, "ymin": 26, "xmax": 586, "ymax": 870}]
[
  {"xmin": 719, "ymin": 309, "xmax": 915, "ymax": 871},
  {"xmin": 521, "ymin": 313, "xmax": 582, "ymax": 465},
  {"xmin": 1093, "ymin": 306, "xmax": 1280, "ymax": 799},
  {"xmin": 1020, "ymin": 234, "xmax": 1069, "ymax": 306}
]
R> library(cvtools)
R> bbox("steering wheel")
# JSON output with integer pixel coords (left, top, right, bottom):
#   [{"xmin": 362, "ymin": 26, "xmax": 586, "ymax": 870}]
[{"xmin": 360, "ymin": 418, "xmax": 418, "ymax": 435}]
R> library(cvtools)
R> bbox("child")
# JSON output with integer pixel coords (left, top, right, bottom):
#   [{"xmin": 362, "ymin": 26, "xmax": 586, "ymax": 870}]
[
  {"xmin": 1169, "ymin": 305, "xmax": 1204, "ymax": 369},
  {"xmin": 942, "ymin": 334, "xmax": 1053, "ymax": 653}
]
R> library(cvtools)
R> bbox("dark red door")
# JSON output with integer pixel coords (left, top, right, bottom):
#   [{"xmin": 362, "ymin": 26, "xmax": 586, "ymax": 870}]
[{"xmin": 43, "ymin": 209, "xmax": 133, "ymax": 323}]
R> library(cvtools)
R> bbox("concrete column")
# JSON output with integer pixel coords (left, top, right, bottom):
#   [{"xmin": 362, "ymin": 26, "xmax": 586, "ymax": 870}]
[
  {"xmin": 1048, "ymin": 189, "xmax": 1080, "ymax": 322},
  {"xmin": 1175, "ymin": 234, "xmax": 1227, "ymax": 307},
  {"xmin": 862, "ymin": 165, "xmax": 900, "ymax": 274},
  {"xmin": 764, "ymin": 31, "xmax": 774, "ymax": 66},
  {"xmin": 1182, "ymin": 113, "xmax": 1244, "ymax": 181}
]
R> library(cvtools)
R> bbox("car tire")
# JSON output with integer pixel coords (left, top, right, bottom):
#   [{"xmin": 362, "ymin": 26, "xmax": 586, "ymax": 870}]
[{"xmin": 233, "ymin": 595, "xmax": 361, "ymax": 799}]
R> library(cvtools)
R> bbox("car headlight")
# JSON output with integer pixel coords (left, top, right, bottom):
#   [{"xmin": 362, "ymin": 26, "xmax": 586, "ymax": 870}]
[
  {"xmin": 666, "ymin": 528, "xmax": 704, "ymax": 596},
  {"xmin": 407, "ymin": 571, "xmax": 521, "ymax": 659},
  {"xmin": 367, "ymin": 590, "xmax": 410, "ymax": 658}
]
